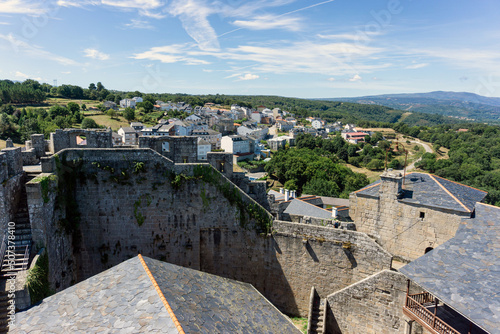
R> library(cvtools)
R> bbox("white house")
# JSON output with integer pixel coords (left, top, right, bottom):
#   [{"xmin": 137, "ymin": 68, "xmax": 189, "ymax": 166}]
[
  {"xmin": 117, "ymin": 127, "xmax": 138, "ymax": 145},
  {"xmin": 311, "ymin": 119, "xmax": 323, "ymax": 129},
  {"xmin": 197, "ymin": 138, "xmax": 211, "ymax": 161},
  {"xmin": 221, "ymin": 135, "xmax": 252, "ymax": 154},
  {"xmin": 120, "ymin": 99, "xmax": 136, "ymax": 109},
  {"xmin": 250, "ymin": 111, "xmax": 262, "ymax": 123},
  {"xmin": 237, "ymin": 124, "xmax": 268, "ymax": 141},
  {"xmin": 192, "ymin": 129, "xmax": 222, "ymax": 150},
  {"xmin": 132, "ymin": 97, "xmax": 143, "ymax": 103}
]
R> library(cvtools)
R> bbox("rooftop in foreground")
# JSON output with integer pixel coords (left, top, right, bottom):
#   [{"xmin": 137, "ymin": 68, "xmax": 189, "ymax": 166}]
[{"xmin": 13, "ymin": 255, "xmax": 300, "ymax": 334}]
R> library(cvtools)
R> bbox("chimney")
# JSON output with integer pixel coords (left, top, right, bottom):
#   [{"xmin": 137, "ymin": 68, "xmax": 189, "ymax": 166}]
[
  {"xmin": 332, "ymin": 207, "xmax": 338, "ymax": 218},
  {"xmin": 379, "ymin": 170, "xmax": 403, "ymax": 200},
  {"xmin": 285, "ymin": 189, "xmax": 290, "ymax": 201}
]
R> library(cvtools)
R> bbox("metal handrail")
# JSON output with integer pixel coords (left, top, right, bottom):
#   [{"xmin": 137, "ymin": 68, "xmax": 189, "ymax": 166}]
[
  {"xmin": 405, "ymin": 295, "xmax": 460, "ymax": 334},
  {"xmin": 21, "ymin": 243, "xmax": 30, "ymax": 271},
  {"xmin": 0, "ymin": 234, "xmax": 6, "ymax": 267}
]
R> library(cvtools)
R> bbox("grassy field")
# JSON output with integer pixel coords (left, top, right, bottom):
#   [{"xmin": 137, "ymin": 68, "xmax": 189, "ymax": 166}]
[
  {"xmin": 0, "ymin": 139, "xmax": 23, "ymax": 150},
  {"xmin": 87, "ymin": 115, "xmax": 129, "ymax": 131},
  {"xmin": 345, "ymin": 164, "xmax": 381, "ymax": 183}
]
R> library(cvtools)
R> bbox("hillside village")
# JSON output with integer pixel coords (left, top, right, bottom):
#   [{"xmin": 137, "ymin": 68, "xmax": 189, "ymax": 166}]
[
  {"xmin": 109, "ymin": 99, "xmax": 372, "ymax": 164},
  {"xmin": 0, "ymin": 119, "xmax": 496, "ymax": 333}
]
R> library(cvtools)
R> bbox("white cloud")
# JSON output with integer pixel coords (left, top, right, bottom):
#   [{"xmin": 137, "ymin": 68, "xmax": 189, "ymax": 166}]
[
  {"xmin": 132, "ymin": 44, "xmax": 210, "ymax": 65},
  {"xmin": 133, "ymin": 39, "xmax": 389, "ymax": 78},
  {"xmin": 349, "ymin": 74, "xmax": 362, "ymax": 82},
  {"xmin": 58, "ymin": 0, "xmax": 164, "ymax": 15},
  {"xmin": 238, "ymin": 73, "xmax": 259, "ymax": 81},
  {"xmin": 15, "ymin": 71, "xmax": 41, "ymax": 81},
  {"xmin": 232, "ymin": 15, "xmax": 302, "ymax": 31},
  {"xmin": 83, "ymin": 48, "xmax": 110, "ymax": 60},
  {"xmin": 0, "ymin": 33, "xmax": 80, "ymax": 66},
  {"xmin": 124, "ymin": 19, "xmax": 154, "ymax": 29},
  {"xmin": 168, "ymin": 0, "xmax": 219, "ymax": 51},
  {"xmin": 101, "ymin": 0, "xmax": 163, "ymax": 10},
  {"xmin": 327, "ymin": 77, "xmax": 335, "ymax": 81},
  {"xmin": 406, "ymin": 63, "xmax": 428, "ymax": 69},
  {"xmin": 57, "ymin": 0, "xmax": 96, "ymax": 7},
  {"xmin": 0, "ymin": 0, "xmax": 45, "ymax": 14},
  {"xmin": 404, "ymin": 47, "xmax": 500, "ymax": 74},
  {"xmin": 0, "ymin": 22, "xmax": 11, "ymax": 25}
]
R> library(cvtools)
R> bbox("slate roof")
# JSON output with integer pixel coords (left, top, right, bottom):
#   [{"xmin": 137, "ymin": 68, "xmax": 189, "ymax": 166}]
[
  {"xmin": 13, "ymin": 256, "xmax": 299, "ymax": 334},
  {"xmin": 284, "ymin": 198, "xmax": 333, "ymax": 220},
  {"xmin": 400, "ymin": 203, "xmax": 500, "ymax": 334},
  {"xmin": 354, "ymin": 172, "xmax": 487, "ymax": 213},
  {"xmin": 268, "ymin": 189, "xmax": 286, "ymax": 201}
]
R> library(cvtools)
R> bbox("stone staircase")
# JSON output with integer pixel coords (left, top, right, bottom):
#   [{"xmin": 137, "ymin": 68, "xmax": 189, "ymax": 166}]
[
  {"xmin": 0, "ymin": 172, "xmax": 38, "ymax": 332},
  {"xmin": 0, "ymin": 174, "xmax": 35, "ymax": 277},
  {"xmin": 0, "ymin": 289, "xmax": 9, "ymax": 334},
  {"xmin": 309, "ymin": 297, "xmax": 325, "ymax": 334}
]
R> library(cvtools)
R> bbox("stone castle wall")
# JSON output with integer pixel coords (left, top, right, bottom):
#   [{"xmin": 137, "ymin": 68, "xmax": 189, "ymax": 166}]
[
  {"xmin": 350, "ymin": 192, "xmax": 468, "ymax": 261},
  {"xmin": 49, "ymin": 128, "xmax": 112, "ymax": 154},
  {"xmin": 325, "ymin": 270, "xmax": 409, "ymax": 334},
  {"xmin": 0, "ymin": 147, "xmax": 24, "ymax": 232},
  {"xmin": 27, "ymin": 148, "xmax": 393, "ymax": 316},
  {"xmin": 272, "ymin": 221, "xmax": 393, "ymax": 314}
]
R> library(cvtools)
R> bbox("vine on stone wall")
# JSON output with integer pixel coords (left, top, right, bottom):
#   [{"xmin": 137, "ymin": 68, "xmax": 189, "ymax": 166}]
[
  {"xmin": 55, "ymin": 154, "xmax": 82, "ymax": 235},
  {"xmin": 33, "ymin": 175, "xmax": 58, "ymax": 203},
  {"xmin": 192, "ymin": 165, "xmax": 273, "ymax": 234}
]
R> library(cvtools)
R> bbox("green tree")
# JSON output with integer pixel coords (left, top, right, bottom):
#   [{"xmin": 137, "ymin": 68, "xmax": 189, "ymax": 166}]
[
  {"xmin": 67, "ymin": 102, "xmax": 80, "ymax": 113},
  {"xmin": 123, "ymin": 108, "xmax": 135, "ymax": 121},
  {"xmin": 81, "ymin": 117, "xmax": 99, "ymax": 129}
]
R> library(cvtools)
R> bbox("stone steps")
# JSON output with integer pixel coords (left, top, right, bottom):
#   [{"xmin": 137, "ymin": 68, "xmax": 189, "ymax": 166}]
[{"xmin": 309, "ymin": 298, "xmax": 325, "ymax": 334}]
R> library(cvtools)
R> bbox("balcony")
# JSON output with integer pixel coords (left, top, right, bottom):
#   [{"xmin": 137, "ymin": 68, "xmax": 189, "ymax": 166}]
[{"xmin": 403, "ymin": 290, "xmax": 487, "ymax": 334}]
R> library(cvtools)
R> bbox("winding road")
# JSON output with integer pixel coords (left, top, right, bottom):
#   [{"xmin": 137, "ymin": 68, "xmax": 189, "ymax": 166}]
[{"xmin": 397, "ymin": 140, "xmax": 433, "ymax": 173}]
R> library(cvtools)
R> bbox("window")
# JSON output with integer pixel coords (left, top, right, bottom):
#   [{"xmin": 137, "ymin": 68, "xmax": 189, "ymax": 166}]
[
  {"xmin": 420, "ymin": 212, "xmax": 425, "ymax": 219},
  {"xmin": 425, "ymin": 247, "xmax": 433, "ymax": 254}
]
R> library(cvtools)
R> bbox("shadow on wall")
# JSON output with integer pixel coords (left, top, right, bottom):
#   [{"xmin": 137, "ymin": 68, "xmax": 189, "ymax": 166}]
[{"xmin": 32, "ymin": 148, "xmax": 301, "ymax": 316}]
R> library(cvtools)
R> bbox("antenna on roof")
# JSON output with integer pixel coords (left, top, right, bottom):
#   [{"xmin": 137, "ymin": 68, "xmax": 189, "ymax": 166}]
[{"xmin": 385, "ymin": 141, "xmax": 408, "ymax": 187}]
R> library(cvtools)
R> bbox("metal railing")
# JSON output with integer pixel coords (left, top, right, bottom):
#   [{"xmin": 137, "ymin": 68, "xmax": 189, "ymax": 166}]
[
  {"xmin": 0, "ymin": 234, "xmax": 6, "ymax": 269},
  {"xmin": 404, "ymin": 293, "xmax": 461, "ymax": 334},
  {"xmin": 21, "ymin": 243, "xmax": 30, "ymax": 271}
]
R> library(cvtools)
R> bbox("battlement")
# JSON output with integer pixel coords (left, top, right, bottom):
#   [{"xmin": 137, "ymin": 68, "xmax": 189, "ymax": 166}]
[
  {"xmin": 49, "ymin": 128, "xmax": 113, "ymax": 154},
  {"xmin": 0, "ymin": 147, "xmax": 23, "ymax": 181}
]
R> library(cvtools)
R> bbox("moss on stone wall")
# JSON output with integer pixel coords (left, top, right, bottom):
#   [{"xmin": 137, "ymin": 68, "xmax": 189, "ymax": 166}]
[{"xmin": 32, "ymin": 175, "xmax": 58, "ymax": 204}]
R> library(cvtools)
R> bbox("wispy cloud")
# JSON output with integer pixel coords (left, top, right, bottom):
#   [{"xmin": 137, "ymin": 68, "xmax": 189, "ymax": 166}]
[
  {"xmin": 0, "ymin": 33, "xmax": 80, "ymax": 66},
  {"xmin": 406, "ymin": 47, "xmax": 500, "ymax": 74},
  {"xmin": 232, "ymin": 15, "xmax": 302, "ymax": 31},
  {"xmin": 238, "ymin": 73, "xmax": 259, "ymax": 81},
  {"xmin": 0, "ymin": 0, "xmax": 45, "ymax": 14},
  {"xmin": 406, "ymin": 63, "xmax": 428, "ymax": 69},
  {"xmin": 133, "ymin": 39, "xmax": 388, "ymax": 77},
  {"xmin": 0, "ymin": 22, "xmax": 11, "ymax": 25},
  {"xmin": 83, "ymin": 48, "xmax": 110, "ymax": 60},
  {"xmin": 101, "ymin": 0, "xmax": 163, "ymax": 10},
  {"xmin": 168, "ymin": 0, "xmax": 219, "ymax": 51},
  {"xmin": 15, "ymin": 71, "xmax": 41, "ymax": 81},
  {"xmin": 132, "ymin": 44, "xmax": 210, "ymax": 65},
  {"xmin": 57, "ymin": 0, "xmax": 164, "ymax": 13},
  {"xmin": 124, "ymin": 19, "xmax": 154, "ymax": 29}
]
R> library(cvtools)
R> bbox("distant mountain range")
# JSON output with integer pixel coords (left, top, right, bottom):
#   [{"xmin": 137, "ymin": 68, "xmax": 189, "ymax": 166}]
[{"xmin": 321, "ymin": 91, "xmax": 500, "ymax": 122}]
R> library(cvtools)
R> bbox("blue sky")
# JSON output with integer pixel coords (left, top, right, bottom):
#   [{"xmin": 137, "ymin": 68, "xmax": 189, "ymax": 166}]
[{"xmin": 0, "ymin": 0, "xmax": 499, "ymax": 98}]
